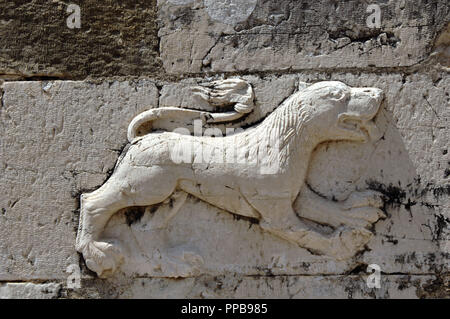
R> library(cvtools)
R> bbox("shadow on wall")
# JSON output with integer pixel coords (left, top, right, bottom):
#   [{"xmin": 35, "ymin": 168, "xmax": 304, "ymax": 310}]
[{"xmin": 309, "ymin": 106, "xmax": 444, "ymax": 231}]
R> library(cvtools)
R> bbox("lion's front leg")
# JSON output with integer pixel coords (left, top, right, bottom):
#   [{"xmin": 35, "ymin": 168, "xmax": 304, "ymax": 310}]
[
  {"xmin": 250, "ymin": 198, "xmax": 348, "ymax": 258},
  {"xmin": 291, "ymin": 185, "xmax": 386, "ymax": 259},
  {"xmin": 294, "ymin": 185, "xmax": 386, "ymax": 229}
]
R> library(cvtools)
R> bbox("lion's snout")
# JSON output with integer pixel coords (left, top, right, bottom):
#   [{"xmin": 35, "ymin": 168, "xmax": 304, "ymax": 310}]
[
  {"xmin": 348, "ymin": 87, "xmax": 383, "ymax": 120},
  {"xmin": 350, "ymin": 87, "xmax": 383, "ymax": 142}
]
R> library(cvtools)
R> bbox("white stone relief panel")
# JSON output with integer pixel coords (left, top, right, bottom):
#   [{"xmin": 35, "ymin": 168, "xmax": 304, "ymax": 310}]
[
  {"xmin": 76, "ymin": 80, "xmax": 388, "ymax": 277},
  {"xmin": 0, "ymin": 73, "xmax": 447, "ymax": 287}
]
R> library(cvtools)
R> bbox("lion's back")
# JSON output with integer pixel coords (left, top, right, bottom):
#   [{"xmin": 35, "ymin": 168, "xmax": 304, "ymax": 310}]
[{"xmin": 122, "ymin": 132, "xmax": 180, "ymax": 167}]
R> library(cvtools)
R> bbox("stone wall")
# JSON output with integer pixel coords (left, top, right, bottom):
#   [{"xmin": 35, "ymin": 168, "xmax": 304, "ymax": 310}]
[{"xmin": 0, "ymin": 0, "xmax": 448, "ymax": 298}]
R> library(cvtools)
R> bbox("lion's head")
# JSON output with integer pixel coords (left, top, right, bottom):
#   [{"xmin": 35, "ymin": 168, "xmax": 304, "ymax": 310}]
[{"xmin": 298, "ymin": 81, "xmax": 383, "ymax": 143}]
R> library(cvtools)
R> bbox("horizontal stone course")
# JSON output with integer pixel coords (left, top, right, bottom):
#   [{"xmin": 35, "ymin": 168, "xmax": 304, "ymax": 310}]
[
  {"xmin": 0, "ymin": 0, "xmax": 160, "ymax": 80},
  {"xmin": 158, "ymin": 0, "xmax": 449, "ymax": 74},
  {"xmin": 0, "ymin": 72, "xmax": 447, "ymax": 288}
]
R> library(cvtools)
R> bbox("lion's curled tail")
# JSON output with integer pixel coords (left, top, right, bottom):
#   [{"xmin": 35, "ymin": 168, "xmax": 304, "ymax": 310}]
[
  {"xmin": 127, "ymin": 78, "xmax": 255, "ymax": 143},
  {"xmin": 127, "ymin": 107, "xmax": 209, "ymax": 142}
]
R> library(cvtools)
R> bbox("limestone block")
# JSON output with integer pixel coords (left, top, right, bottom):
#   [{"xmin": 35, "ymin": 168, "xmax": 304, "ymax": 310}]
[
  {"xmin": 0, "ymin": 73, "xmax": 447, "ymax": 299},
  {"xmin": 0, "ymin": 282, "xmax": 61, "ymax": 299},
  {"xmin": 0, "ymin": 80, "xmax": 158, "ymax": 280},
  {"xmin": 0, "ymin": 1, "xmax": 160, "ymax": 79},
  {"xmin": 158, "ymin": 0, "xmax": 449, "ymax": 74},
  {"xmin": 70, "ymin": 274, "xmax": 448, "ymax": 299}
]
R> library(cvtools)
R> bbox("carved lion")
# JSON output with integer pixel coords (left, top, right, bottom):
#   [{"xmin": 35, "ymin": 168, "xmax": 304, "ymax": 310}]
[{"xmin": 76, "ymin": 80, "xmax": 386, "ymax": 277}]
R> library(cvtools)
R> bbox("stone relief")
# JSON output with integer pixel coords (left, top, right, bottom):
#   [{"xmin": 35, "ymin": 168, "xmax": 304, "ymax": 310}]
[
  {"xmin": 127, "ymin": 78, "xmax": 255, "ymax": 141},
  {"xmin": 76, "ymin": 79, "xmax": 387, "ymax": 278}
]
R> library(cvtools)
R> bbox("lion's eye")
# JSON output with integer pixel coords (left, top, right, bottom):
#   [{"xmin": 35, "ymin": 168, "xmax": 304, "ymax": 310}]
[{"xmin": 329, "ymin": 91, "xmax": 346, "ymax": 100}]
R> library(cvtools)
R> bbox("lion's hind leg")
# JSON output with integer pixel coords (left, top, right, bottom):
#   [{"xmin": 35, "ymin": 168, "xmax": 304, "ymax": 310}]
[
  {"xmin": 142, "ymin": 190, "xmax": 188, "ymax": 230},
  {"xmin": 76, "ymin": 179, "xmax": 171, "ymax": 277},
  {"xmin": 76, "ymin": 165, "xmax": 181, "ymax": 277},
  {"xmin": 76, "ymin": 183, "xmax": 131, "ymax": 277}
]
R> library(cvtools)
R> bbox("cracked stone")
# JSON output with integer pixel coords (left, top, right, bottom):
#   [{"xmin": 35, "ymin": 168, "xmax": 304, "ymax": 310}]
[{"xmin": 158, "ymin": 0, "xmax": 449, "ymax": 74}]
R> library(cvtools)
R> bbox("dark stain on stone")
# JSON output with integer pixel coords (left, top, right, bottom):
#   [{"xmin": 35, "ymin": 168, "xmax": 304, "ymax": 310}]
[
  {"xmin": 384, "ymin": 235, "xmax": 399, "ymax": 245},
  {"xmin": 415, "ymin": 276, "xmax": 449, "ymax": 298},
  {"xmin": 395, "ymin": 254, "xmax": 405, "ymax": 264},
  {"xmin": 404, "ymin": 198, "xmax": 417, "ymax": 213},
  {"xmin": 124, "ymin": 206, "xmax": 145, "ymax": 226},
  {"xmin": 366, "ymin": 180, "xmax": 406, "ymax": 210},
  {"xmin": 0, "ymin": 86, "xmax": 4, "ymax": 109},
  {"xmin": 444, "ymin": 168, "xmax": 450, "ymax": 178},
  {"xmin": 420, "ymin": 201, "xmax": 436, "ymax": 209},
  {"xmin": 367, "ymin": 179, "xmax": 450, "ymax": 216},
  {"xmin": 431, "ymin": 185, "xmax": 450, "ymax": 198},
  {"xmin": 329, "ymin": 30, "xmax": 400, "ymax": 48},
  {"xmin": 396, "ymin": 275, "xmax": 412, "ymax": 291},
  {"xmin": 346, "ymin": 263, "xmax": 368, "ymax": 275},
  {"xmin": 434, "ymin": 214, "xmax": 449, "ymax": 241},
  {"xmin": 253, "ymin": 265, "xmax": 275, "ymax": 277},
  {"xmin": 232, "ymin": 213, "xmax": 260, "ymax": 227}
]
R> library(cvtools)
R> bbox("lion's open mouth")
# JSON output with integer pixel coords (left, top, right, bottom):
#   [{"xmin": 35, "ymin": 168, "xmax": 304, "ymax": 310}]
[
  {"xmin": 339, "ymin": 116, "xmax": 379, "ymax": 142},
  {"xmin": 340, "ymin": 117, "xmax": 360, "ymax": 131}
]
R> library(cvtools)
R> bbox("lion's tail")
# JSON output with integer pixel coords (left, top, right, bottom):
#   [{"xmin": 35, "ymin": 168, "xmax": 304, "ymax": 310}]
[
  {"xmin": 127, "ymin": 106, "xmax": 254, "ymax": 143},
  {"xmin": 127, "ymin": 107, "xmax": 212, "ymax": 143},
  {"xmin": 128, "ymin": 79, "xmax": 256, "ymax": 143},
  {"xmin": 127, "ymin": 109, "xmax": 159, "ymax": 142}
]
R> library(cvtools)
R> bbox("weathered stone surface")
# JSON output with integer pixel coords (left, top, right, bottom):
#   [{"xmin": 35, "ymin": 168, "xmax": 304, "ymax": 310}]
[
  {"xmin": 158, "ymin": 0, "xmax": 449, "ymax": 74},
  {"xmin": 0, "ymin": 72, "xmax": 448, "ymax": 292},
  {"xmin": 0, "ymin": 80, "xmax": 158, "ymax": 280},
  {"xmin": 432, "ymin": 21, "xmax": 450, "ymax": 69},
  {"xmin": 0, "ymin": 282, "xmax": 61, "ymax": 299},
  {"xmin": 0, "ymin": 1, "xmax": 160, "ymax": 80},
  {"xmin": 65, "ymin": 274, "xmax": 449, "ymax": 298}
]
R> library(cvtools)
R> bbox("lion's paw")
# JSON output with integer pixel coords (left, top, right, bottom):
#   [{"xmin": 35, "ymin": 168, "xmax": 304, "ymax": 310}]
[
  {"xmin": 340, "ymin": 190, "xmax": 386, "ymax": 228},
  {"xmin": 80, "ymin": 240, "xmax": 124, "ymax": 278},
  {"xmin": 343, "ymin": 190, "xmax": 384, "ymax": 210},
  {"xmin": 328, "ymin": 227, "xmax": 373, "ymax": 260}
]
